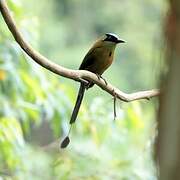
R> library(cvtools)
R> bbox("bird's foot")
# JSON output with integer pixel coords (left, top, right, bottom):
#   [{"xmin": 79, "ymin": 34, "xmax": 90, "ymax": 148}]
[
  {"xmin": 78, "ymin": 77, "xmax": 89, "ymax": 86},
  {"xmin": 96, "ymin": 74, "xmax": 108, "ymax": 85},
  {"xmin": 85, "ymin": 82, "xmax": 94, "ymax": 89}
]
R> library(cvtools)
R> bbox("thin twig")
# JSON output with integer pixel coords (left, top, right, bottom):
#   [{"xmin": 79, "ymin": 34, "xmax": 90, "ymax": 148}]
[{"xmin": 113, "ymin": 95, "xmax": 117, "ymax": 121}]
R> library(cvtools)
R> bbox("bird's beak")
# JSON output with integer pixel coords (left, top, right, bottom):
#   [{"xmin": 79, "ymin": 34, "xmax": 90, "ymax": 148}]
[{"xmin": 117, "ymin": 39, "xmax": 125, "ymax": 43}]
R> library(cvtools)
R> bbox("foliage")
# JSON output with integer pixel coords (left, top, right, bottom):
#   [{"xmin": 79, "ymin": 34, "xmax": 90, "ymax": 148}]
[{"xmin": 0, "ymin": 0, "xmax": 165, "ymax": 179}]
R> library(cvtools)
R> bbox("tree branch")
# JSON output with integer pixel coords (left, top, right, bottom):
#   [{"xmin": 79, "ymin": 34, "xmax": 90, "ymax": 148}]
[{"xmin": 0, "ymin": 0, "xmax": 160, "ymax": 102}]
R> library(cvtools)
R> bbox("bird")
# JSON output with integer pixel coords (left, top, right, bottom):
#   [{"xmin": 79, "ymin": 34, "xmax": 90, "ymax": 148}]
[{"xmin": 61, "ymin": 33, "xmax": 125, "ymax": 148}]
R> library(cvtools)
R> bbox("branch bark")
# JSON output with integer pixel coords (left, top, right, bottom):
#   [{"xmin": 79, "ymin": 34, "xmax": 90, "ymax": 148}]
[{"xmin": 0, "ymin": 0, "xmax": 160, "ymax": 102}]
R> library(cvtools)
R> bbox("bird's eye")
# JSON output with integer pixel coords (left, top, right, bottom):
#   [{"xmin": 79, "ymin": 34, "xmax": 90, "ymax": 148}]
[
  {"xmin": 104, "ymin": 35, "xmax": 111, "ymax": 41},
  {"xmin": 107, "ymin": 36, "xmax": 111, "ymax": 40}
]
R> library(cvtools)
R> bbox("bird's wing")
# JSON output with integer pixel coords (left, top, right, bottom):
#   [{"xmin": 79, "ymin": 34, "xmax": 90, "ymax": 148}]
[{"xmin": 79, "ymin": 46, "xmax": 101, "ymax": 70}]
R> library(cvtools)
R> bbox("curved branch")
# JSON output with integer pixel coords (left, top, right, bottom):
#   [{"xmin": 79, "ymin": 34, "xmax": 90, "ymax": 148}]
[{"xmin": 0, "ymin": 0, "xmax": 160, "ymax": 102}]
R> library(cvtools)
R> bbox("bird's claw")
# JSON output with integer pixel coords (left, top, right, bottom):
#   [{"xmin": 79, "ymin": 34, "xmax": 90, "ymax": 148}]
[
  {"xmin": 96, "ymin": 74, "xmax": 108, "ymax": 85},
  {"xmin": 78, "ymin": 78, "xmax": 89, "ymax": 86}
]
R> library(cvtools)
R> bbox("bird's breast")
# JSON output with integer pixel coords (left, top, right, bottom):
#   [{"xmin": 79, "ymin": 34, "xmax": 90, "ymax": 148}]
[{"xmin": 93, "ymin": 48, "xmax": 114, "ymax": 75}]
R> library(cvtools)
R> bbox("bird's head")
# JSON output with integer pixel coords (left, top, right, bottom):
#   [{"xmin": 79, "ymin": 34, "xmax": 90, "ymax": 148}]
[
  {"xmin": 96, "ymin": 33, "xmax": 125, "ymax": 49},
  {"xmin": 103, "ymin": 33, "xmax": 125, "ymax": 44}
]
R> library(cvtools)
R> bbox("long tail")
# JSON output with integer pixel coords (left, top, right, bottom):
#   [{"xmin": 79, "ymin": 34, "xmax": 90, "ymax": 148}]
[
  {"xmin": 61, "ymin": 83, "xmax": 86, "ymax": 148},
  {"xmin": 70, "ymin": 83, "xmax": 85, "ymax": 124}
]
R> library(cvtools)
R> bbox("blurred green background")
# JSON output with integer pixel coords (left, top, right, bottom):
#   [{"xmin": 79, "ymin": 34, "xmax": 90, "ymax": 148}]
[{"xmin": 0, "ymin": 0, "xmax": 166, "ymax": 179}]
